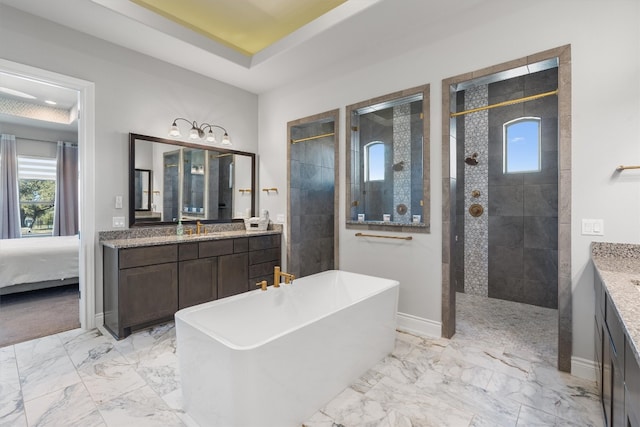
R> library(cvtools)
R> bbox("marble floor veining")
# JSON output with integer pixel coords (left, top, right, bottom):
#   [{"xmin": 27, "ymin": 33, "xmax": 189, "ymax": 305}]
[{"xmin": 0, "ymin": 293, "xmax": 603, "ymax": 426}]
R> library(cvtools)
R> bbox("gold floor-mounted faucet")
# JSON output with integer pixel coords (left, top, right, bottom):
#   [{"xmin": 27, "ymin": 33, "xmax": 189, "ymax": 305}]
[{"xmin": 274, "ymin": 266, "xmax": 295, "ymax": 287}]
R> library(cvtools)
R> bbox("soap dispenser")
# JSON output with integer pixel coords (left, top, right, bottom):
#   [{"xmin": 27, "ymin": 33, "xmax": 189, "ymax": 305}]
[{"xmin": 176, "ymin": 218, "xmax": 184, "ymax": 236}]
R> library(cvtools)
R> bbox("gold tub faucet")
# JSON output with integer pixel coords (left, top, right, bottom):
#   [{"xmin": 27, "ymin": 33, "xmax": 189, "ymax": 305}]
[{"xmin": 274, "ymin": 266, "xmax": 295, "ymax": 287}]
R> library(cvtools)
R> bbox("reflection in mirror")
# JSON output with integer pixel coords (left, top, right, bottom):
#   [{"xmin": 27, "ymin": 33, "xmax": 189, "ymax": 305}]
[
  {"xmin": 129, "ymin": 133, "xmax": 255, "ymax": 227},
  {"xmin": 346, "ymin": 85, "xmax": 430, "ymax": 232},
  {"xmin": 134, "ymin": 169, "xmax": 151, "ymax": 211},
  {"xmin": 287, "ymin": 109, "xmax": 339, "ymax": 278}
]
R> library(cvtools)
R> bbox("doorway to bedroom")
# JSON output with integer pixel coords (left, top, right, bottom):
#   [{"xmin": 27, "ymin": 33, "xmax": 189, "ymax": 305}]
[{"xmin": 0, "ymin": 69, "xmax": 82, "ymax": 346}]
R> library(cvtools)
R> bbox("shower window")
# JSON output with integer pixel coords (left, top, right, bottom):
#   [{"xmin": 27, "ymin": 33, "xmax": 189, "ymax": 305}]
[
  {"xmin": 503, "ymin": 117, "xmax": 541, "ymax": 173},
  {"xmin": 364, "ymin": 141, "xmax": 385, "ymax": 182}
]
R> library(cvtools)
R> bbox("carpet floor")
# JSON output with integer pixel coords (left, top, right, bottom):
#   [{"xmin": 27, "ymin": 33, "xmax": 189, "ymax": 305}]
[{"xmin": 0, "ymin": 284, "xmax": 80, "ymax": 348}]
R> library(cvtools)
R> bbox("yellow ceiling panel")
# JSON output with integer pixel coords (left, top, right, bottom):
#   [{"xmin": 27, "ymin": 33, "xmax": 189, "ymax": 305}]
[{"xmin": 131, "ymin": 0, "xmax": 347, "ymax": 56}]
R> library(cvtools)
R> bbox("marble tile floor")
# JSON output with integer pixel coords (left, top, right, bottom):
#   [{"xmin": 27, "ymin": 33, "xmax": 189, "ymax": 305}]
[{"xmin": 0, "ymin": 293, "xmax": 604, "ymax": 426}]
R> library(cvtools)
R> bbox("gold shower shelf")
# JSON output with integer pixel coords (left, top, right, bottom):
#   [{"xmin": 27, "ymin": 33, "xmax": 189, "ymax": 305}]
[
  {"xmin": 616, "ymin": 165, "xmax": 640, "ymax": 171},
  {"xmin": 355, "ymin": 232, "xmax": 412, "ymax": 241}
]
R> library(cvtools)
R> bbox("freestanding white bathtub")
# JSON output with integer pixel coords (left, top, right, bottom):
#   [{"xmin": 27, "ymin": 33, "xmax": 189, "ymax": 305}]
[{"xmin": 175, "ymin": 269, "xmax": 399, "ymax": 427}]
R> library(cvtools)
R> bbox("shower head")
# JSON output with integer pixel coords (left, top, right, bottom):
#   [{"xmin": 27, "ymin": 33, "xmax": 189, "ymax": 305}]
[{"xmin": 465, "ymin": 153, "xmax": 479, "ymax": 166}]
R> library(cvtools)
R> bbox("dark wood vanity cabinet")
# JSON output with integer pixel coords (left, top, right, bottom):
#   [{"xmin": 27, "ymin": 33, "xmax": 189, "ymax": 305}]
[
  {"xmin": 626, "ymin": 339, "xmax": 640, "ymax": 426},
  {"xmin": 178, "ymin": 242, "xmax": 217, "ymax": 309},
  {"xmin": 595, "ymin": 270, "xmax": 640, "ymax": 427},
  {"xmin": 103, "ymin": 233, "xmax": 280, "ymax": 339},
  {"xmin": 104, "ymin": 245, "xmax": 179, "ymax": 339},
  {"xmin": 249, "ymin": 234, "xmax": 282, "ymax": 286}
]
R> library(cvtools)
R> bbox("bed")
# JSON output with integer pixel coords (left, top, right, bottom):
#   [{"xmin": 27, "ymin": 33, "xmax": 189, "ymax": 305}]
[{"xmin": 0, "ymin": 235, "xmax": 79, "ymax": 295}]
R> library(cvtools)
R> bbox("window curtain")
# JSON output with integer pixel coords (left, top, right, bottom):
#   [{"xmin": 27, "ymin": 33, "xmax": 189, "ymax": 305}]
[
  {"xmin": 53, "ymin": 141, "xmax": 79, "ymax": 236},
  {"xmin": 0, "ymin": 134, "xmax": 21, "ymax": 239}
]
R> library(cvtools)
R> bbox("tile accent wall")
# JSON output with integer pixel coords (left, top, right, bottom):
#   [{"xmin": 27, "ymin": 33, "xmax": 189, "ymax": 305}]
[
  {"xmin": 392, "ymin": 103, "xmax": 412, "ymax": 223},
  {"xmin": 463, "ymin": 85, "xmax": 489, "ymax": 296}
]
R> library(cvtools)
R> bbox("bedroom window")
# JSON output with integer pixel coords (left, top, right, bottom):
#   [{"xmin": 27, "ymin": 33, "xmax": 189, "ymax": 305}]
[{"xmin": 18, "ymin": 156, "xmax": 56, "ymax": 237}]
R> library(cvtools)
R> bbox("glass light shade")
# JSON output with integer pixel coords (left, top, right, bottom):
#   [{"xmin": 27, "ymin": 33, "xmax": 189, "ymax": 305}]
[
  {"xmin": 221, "ymin": 133, "xmax": 231, "ymax": 146},
  {"xmin": 169, "ymin": 124, "xmax": 180, "ymax": 137},
  {"xmin": 189, "ymin": 127, "xmax": 200, "ymax": 139},
  {"xmin": 206, "ymin": 130, "xmax": 216, "ymax": 143}
]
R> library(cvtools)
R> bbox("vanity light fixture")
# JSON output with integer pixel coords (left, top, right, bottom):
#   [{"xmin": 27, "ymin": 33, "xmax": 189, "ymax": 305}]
[{"xmin": 169, "ymin": 118, "xmax": 231, "ymax": 146}]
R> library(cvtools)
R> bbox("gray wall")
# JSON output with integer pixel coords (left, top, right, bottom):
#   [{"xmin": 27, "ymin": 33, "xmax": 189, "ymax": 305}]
[{"xmin": 0, "ymin": 5, "xmax": 259, "ymax": 316}]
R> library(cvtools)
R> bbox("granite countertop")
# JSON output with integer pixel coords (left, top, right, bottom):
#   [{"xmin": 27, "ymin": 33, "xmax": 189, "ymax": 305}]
[
  {"xmin": 101, "ymin": 229, "xmax": 281, "ymax": 249},
  {"xmin": 591, "ymin": 242, "xmax": 640, "ymax": 366}
]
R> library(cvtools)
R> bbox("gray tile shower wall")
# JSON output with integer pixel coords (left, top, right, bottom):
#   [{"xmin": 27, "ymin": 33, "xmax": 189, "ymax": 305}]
[
  {"xmin": 455, "ymin": 68, "xmax": 559, "ymax": 308},
  {"xmin": 487, "ymin": 68, "xmax": 559, "ymax": 308},
  {"xmin": 289, "ymin": 121, "xmax": 335, "ymax": 278}
]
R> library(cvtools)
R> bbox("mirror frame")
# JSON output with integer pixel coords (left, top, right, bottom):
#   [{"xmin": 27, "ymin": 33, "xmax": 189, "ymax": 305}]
[
  {"xmin": 133, "ymin": 168, "xmax": 152, "ymax": 212},
  {"xmin": 345, "ymin": 84, "xmax": 430, "ymax": 233},
  {"xmin": 129, "ymin": 133, "xmax": 256, "ymax": 227}
]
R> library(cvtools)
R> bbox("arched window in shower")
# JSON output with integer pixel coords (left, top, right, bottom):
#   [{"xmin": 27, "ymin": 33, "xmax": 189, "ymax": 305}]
[
  {"xmin": 364, "ymin": 141, "xmax": 385, "ymax": 182},
  {"xmin": 503, "ymin": 117, "xmax": 541, "ymax": 174}
]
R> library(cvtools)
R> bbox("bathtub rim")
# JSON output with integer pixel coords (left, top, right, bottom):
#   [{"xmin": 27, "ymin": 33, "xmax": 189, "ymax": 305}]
[{"xmin": 175, "ymin": 269, "xmax": 399, "ymax": 351}]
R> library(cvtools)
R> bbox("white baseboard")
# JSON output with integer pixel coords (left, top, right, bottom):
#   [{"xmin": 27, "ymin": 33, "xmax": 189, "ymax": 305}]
[
  {"xmin": 93, "ymin": 312, "xmax": 104, "ymax": 330},
  {"xmin": 571, "ymin": 356, "xmax": 597, "ymax": 381},
  {"xmin": 396, "ymin": 312, "xmax": 441, "ymax": 338}
]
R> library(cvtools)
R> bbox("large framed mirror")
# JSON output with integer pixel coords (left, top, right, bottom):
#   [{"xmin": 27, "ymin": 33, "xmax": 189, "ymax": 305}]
[
  {"xmin": 129, "ymin": 133, "xmax": 256, "ymax": 227},
  {"xmin": 346, "ymin": 85, "xmax": 430, "ymax": 232}
]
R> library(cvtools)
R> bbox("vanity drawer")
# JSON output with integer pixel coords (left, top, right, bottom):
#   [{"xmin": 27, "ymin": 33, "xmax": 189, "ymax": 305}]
[
  {"xmin": 234, "ymin": 238, "xmax": 249, "ymax": 253},
  {"xmin": 119, "ymin": 245, "xmax": 177, "ymax": 269},
  {"xmin": 199, "ymin": 240, "xmax": 234, "ymax": 258},
  {"xmin": 249, "ymin": 247, "xmax": 280, "ymax": 265},
  {"xmin": 179, "ymin": 243, "xmax": 199, "ymax": 261},
  {"xmin": 249, "ymin": 235, "xmax": 280, "ymax": 251}
]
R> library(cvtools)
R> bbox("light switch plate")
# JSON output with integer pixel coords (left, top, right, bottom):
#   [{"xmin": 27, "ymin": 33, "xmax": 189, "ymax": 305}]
[
  {"xmin": 582, "ymin": 219, "xmax": 604, "ymax": 236},
  {"xmin": 112, "ymin": 216, "xmax": 125, "ymax": 228},
  {"xmin": 115, "ymin": 195, "xmax": 123, "ymax": 209}
]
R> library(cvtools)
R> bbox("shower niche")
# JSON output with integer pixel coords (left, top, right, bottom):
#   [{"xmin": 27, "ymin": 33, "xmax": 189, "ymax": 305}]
[{"xmin": 346, "ymin": 85, "xmax": 430, "ymax": 232}]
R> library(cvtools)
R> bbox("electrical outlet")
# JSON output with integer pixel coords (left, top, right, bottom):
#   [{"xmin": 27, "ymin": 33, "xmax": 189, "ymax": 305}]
[
  {"xmin": 112, "ymin": 216, "xmax": 125, "ymax": 228},
  {"xmin": 115, "ymin": 195, "xmax": 123, "ymax": 209},
  {"xmin": 582, "ymin": 219, "xmax": 604, "ymax": 236},
  {"xmin": 276, "ymin": 213, "xmax": 285, "ymax": 223}
]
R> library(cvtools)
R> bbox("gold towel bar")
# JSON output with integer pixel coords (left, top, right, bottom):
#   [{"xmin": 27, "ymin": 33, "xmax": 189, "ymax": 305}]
[
  {"xmin": 291, "ymin": 132, "xmax": 335, "ymax": 144},
  {"xmin": 355, "ymin": 232, "xmax": 412, "ymax": 241},
  {"xmin": 451, "ymin": 89, "xmax": 558, "ymax": 118},
  {"xmin": 616, "ymin": 165, "xmax": 640, "ymax": 171}
]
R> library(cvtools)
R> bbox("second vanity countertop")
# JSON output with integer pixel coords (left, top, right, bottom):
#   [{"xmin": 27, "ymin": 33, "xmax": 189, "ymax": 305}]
[
  {"xmin": 592, "ymin": 242, "xmax": 640, "ymax": 367},
  {"xmin": 101, "ymin": 228, "xmax": 281, "ymax": 249}
]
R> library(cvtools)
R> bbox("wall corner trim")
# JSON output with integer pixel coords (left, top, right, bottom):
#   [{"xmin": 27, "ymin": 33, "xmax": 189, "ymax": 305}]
[
  {"xmin": 571, "ymin": 356, "xmax": 597, "ymax": 381},
  {"xmin": 94, "ymin": 312, "xmax": 104, "ymax": 330},
  {"xmin": 396, "ymin": 312, "xmax": 441, "ymax": 338}
]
